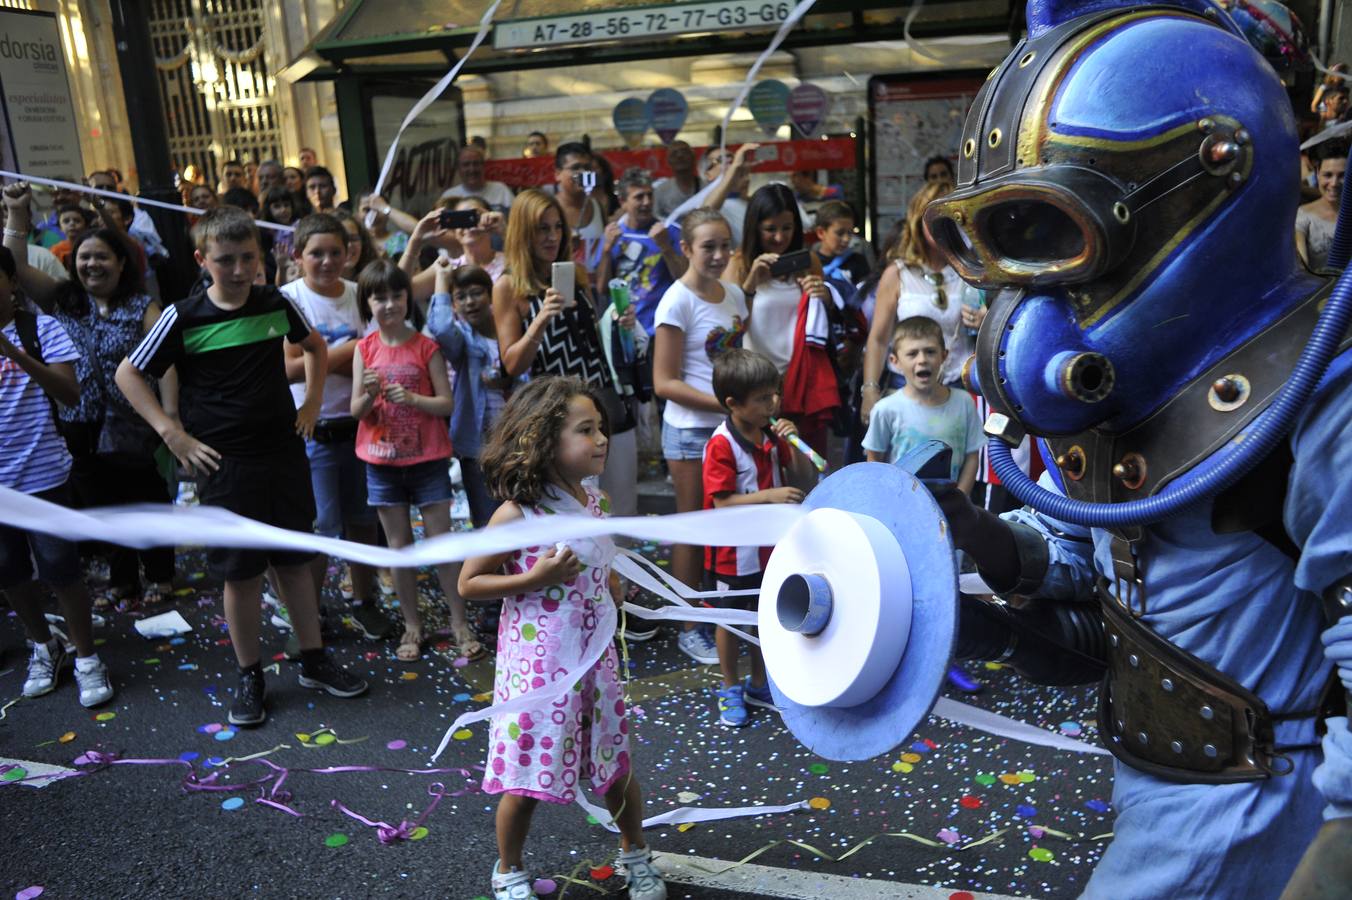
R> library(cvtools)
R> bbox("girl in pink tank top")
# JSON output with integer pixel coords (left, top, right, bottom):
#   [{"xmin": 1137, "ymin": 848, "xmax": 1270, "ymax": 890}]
[{"xmin": 351, "ymin": 261, "xmax": 482, "ymax": 663}]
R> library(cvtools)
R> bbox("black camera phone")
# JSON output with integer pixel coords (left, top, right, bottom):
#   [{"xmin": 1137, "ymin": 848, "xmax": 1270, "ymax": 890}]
[
  {"xmin": 439, "ymin": 208, "xmax": 480, "ymax": 229},
  {"xmin": 768, "ymin": 249, "xmax": 812, "ymax": 278}
]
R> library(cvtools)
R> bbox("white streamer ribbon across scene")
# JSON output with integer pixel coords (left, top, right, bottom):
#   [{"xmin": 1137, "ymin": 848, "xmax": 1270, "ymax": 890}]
[
  {"xmin": 0, "ymin": 170, "xmax": 294, "ymax": 233},
  {"xmin": 364, "ymin": 0, "xmax": 504, "ymax": 228},
  {"xmin": 2, "ymin": 486, "xmax": 1108, "ymax": 762}
]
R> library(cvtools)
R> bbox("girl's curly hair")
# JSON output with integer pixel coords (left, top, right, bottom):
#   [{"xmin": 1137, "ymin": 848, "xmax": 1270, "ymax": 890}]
[{"xmin": 481, "ymin": 375, "xmax": 610, "ymax": 506}]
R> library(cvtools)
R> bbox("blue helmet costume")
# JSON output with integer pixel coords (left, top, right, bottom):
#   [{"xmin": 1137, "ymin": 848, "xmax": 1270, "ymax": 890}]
[{"xmin": 908, "ymin": 0, "xmax": 1352, "ymax": 895}]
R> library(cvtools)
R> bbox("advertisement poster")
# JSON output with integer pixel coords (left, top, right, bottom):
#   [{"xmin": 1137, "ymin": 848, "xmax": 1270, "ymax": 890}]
[
  {"xmin": 0, "ymin": 9, "xmax": 84, "ymax": 182},
  {"xmin": 867, "ymin": 73, "xmax": 985, "ymax": 243},
  {"xmin": 367, "ymin": 87, "xmax": 463, "ymax": 215}
]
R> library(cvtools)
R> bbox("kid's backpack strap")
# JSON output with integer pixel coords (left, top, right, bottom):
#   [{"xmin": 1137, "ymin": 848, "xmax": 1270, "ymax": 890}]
[{"xmin": 11, "ymin": 307, "xmax": 44, "ymax": 362}]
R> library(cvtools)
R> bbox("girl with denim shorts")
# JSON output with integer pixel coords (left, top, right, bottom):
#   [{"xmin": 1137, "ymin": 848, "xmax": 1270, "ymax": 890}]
[
  {"xmin": 652, "ymin": 208, "xmax": 748, "ymax": 664},
  {"xmin": 351, "ymin": 260, "xmax": 483, "ymax": 662}
]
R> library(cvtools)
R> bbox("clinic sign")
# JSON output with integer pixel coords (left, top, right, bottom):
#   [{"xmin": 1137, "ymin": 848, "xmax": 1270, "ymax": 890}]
[{"xmin": 0, "ymin": 9, "xmax": 84, "ymax": 180}]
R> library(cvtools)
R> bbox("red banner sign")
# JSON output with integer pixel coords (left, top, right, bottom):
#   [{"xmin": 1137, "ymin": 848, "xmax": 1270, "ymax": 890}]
[{"xmin": 484, "ymin": 137, "xmax": 857, "ymax": 189}]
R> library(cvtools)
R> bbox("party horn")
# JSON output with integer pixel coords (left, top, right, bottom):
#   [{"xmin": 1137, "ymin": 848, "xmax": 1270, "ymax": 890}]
[{"xmin": 770, "ymin": 417, "xmax": 828, "ymax": 473}]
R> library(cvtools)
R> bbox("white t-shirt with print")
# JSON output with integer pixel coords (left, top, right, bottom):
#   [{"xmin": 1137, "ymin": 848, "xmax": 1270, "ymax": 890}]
[
  {"xmin": 654, "ymin": 280, "xmax": 748, "ymax": 429},
  {"xmin": 280, "ymin": 278, "xmax": 369, "ymax": 419}
]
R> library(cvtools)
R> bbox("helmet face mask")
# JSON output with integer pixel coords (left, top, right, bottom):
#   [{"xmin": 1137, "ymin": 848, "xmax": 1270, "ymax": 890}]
[
  {"xmin": 925, "ymin": 166, "xmax": 1132, "ymax": 290},
  {"xmin": 938, "ymin": 4, "xmax": 1299, "ymax": 440}
]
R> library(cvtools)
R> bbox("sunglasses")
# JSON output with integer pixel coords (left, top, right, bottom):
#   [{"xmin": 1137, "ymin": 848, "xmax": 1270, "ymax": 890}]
[{"xmin": 924, "ymin": 272, "xmax": 948, "ymax": 311}]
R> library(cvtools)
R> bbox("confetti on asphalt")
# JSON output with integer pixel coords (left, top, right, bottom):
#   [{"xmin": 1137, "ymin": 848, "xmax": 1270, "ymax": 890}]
[{"xmin": 2, "ymin": 536, "xmax": 1114, "ymax": 898}]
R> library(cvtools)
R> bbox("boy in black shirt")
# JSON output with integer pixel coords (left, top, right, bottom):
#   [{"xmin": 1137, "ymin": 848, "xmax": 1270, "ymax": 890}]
[{"xmin": 116, "ymin": 207, "xmax": 367, "ymax": 727}]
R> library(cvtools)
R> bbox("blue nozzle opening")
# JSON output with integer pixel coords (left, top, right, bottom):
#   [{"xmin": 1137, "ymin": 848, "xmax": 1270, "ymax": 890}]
[{"xmin": 777, "ymin": 573, "xmax": 833, "ymax": 636}]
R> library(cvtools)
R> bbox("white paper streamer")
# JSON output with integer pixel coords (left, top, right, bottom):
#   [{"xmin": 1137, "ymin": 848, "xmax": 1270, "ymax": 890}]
[
  {"xmin": 432, "ymin": 597, "xmax": 617, "ymax": 761},
  {"xmin": 901, "ymin": 0, "xmax": 1008, "ymax": 65},
  {"xmin": 933, "ymin": 697, "xmax": 1110, "ymax": 756},
  {"xmin": 0, "ymin": 485, "xmax": 804, "ymax": 568},
  {"xmin": 365, "ymin": 1, "xmax": 503, "ymax": 226},
  {"xmin": 662, "ymin": 0, "xmax": 819, "ymax": 229},
  {"xmin": 573, "ymin": 791, "xmax": 809, "ymax": 833},
  {"xmin": 716, "ymin": 0, "xmax": 820, "ymax": 154},
  {"xmin": 0, "ymin": 486, "xmax": 1110, "ymax": 760},
  {"xmin": 0, "ymin": 169, "xmax": 293, "ymax": 233},
  {"xmin": 613, "ymin": 551, "xmax": 761, "ymax": 646},
  {"xmin": 622, "ymin": 602, "xmax": 757, "ymax": 627}
]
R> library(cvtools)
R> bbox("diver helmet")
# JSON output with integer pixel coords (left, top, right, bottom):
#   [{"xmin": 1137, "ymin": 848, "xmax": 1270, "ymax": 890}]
[{"xmin": 923, "ymin": 0, "xmax": 1308, "ymax": 441}]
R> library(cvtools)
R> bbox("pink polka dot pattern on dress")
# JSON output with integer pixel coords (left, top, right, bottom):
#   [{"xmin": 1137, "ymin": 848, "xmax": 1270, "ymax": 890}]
[{"xmin": 481, "ymin": 484, "xmax": 631, "ymax": 804}]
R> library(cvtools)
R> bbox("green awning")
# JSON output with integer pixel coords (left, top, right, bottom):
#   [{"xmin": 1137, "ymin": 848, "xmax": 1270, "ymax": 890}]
[{"xmin": 280, "ymin": 0, "xmax": 1014, "ymax": 82}]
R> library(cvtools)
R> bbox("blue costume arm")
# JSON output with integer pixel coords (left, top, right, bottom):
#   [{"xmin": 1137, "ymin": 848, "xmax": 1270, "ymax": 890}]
[
  {"xmin": 425, "ymin": 292, "xmax": 468, "ymax": 365},
  {"xmin": 1285, "ymin": 360, "xmax": 1352, "ymax": 820},
  {"xmin": 999, "ymin": 472, "xmax": 1099, "ymax": 603}
]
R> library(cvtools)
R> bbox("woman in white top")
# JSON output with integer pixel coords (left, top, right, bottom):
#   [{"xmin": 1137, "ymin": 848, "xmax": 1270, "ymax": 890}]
[
  {"xmin": 1295, "ymin": 138, "xmax": 1346, "ymax": 273},
  {"xmin": 725, "ymin": 183, "xmax": 834, "ymax": 452},
  {"xmin": 860, "ymin": 180, "xmax": 986, "ymax": 424},
  {"xmin": 653, "ymin": 209, "xmax": 748, "ymax": 593},
  {"xmin": 725, "ymin": 184, "xmax": 832, "ymax": 371}
]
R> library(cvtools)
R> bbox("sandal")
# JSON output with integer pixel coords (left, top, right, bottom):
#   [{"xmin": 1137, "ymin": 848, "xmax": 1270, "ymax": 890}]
[
  {"xmin": 104, "ymin": 585, "xmax": 137, "ymax": 614},
  {"xmin": 396, "ymin": 627, "xmax": 424, "ymax": 662},
  {"xmin": 452, "ymin": 624, "xmax": 487, "ymax": 662},
  {"xmin": 141, "ymin": 583, "xmax": 173, "ymax": 609}
]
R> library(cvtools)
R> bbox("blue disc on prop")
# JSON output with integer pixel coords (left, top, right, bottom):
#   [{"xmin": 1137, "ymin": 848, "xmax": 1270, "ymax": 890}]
[{"xmin": 765, "ymin": 461, "xmax": 957, "ymax": 761}]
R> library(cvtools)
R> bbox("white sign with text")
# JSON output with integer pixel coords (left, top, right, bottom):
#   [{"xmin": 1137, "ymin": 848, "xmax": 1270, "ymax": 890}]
[{"xmin": 0, "ymin": 9, "xmax": 84, "ymax": 182}]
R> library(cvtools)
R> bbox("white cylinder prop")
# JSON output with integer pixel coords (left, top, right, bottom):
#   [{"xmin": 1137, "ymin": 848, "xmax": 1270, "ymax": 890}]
[{"xmin": 759, "ymin": 508, "xmax": 912, "ymax": 709}]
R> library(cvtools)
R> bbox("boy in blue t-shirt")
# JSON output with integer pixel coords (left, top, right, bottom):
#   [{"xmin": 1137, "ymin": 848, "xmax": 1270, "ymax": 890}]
[
  {"xmin": 862, "ymin": 316, "xmax": 982, "ymax": 494},
  {"xmin": 595, "ymin": 167, "xmax": 687, "ymax": 337},
  {"xmin": 0, "ymin": 238, "xmax": 113, "ymax": 709}
]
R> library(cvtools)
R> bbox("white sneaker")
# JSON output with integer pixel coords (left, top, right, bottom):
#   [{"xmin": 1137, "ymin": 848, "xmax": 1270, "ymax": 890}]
[
  {"xmin": 490, "ymin": 861, "xmax": 538, "ymax": 900},
  {"xmin": 677, "ymin": 628, "xmax": 719, "ymax": 665},
  {"xmin": 617, "ymin": 847, "xmax": 667, "ymax": 900},
  {"xmin": 23, "ymin": 640, "xmax": 67, "ymax": 697},
  {"xmin": 74, "ymin": 657, "xmax": 114, "ymax": 708}
]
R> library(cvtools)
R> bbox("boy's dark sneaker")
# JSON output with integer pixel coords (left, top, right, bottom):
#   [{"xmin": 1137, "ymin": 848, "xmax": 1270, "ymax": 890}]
[
  {"xmin": 619, "ymin": 585, "xmax": 659, "ymax": 642},
  {"xmin": 349, "ymin": 601, "xmax": 395, "ymax": 640},
  {"xmin": 298, "ymin": 656, "xmax": 368, "ymax": 698},
  {"xmin": 228, "ymin": 668, "xmax": 267, "ymax": 727}
]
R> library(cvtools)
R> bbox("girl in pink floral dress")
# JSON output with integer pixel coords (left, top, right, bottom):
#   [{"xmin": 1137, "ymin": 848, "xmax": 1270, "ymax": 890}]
[{"xmin": 459, "ymin": 375, "xmax": 667, "ymax": 900}]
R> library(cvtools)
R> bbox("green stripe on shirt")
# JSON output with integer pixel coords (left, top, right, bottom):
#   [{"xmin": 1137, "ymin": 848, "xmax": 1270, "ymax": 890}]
[{"xmin": 182, "ymin": 310, "xmax": 291, "ymax": 354}]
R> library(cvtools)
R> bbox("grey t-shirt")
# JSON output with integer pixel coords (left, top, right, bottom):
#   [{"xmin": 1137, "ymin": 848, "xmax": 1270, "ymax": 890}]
[{"xmin": 654, "ymin": 176, "xmax": 703, "ymax": 220}]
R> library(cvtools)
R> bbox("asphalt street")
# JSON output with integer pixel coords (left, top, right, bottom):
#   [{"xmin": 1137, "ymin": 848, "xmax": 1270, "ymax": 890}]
[{"xmin": 1, "ymin": 540, "xmax": 1113, "ymax": 900}]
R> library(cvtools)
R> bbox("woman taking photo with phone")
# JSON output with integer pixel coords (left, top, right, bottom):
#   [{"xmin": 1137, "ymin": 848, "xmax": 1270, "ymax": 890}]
[
  {"xmin": 725, "ymin": 183, "xmax": 837, "ymax": 452},
  {"xmin": 492, "ymin": 188, "xmax": 644, "ymax": 515}
]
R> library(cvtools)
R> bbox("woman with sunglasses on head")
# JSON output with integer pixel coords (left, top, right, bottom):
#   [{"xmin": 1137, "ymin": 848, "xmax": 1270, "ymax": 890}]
[
  {"xmin": 492, "ymin": 188, "xmax": 643, "ymax": 517},
  {"xmin": 860, "ymin": 180, "xmax": 984, "ymax": 427}
]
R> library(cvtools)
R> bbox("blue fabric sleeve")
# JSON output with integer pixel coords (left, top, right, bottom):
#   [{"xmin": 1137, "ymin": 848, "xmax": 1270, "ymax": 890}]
[
  {"xmin": 425, "ymin": 292, "xmax": 467, "ymax": 365},
  {"xmin": 1285, "ymin": 359, "xmax": 1352, "ymax": 821},
  {"xmin": 860, "ymin": 398, "xmax": 893, "ymax": 455},
  {"xmin": 999, "ymin": 471, "xmax": 1098, "ymax": 603}
]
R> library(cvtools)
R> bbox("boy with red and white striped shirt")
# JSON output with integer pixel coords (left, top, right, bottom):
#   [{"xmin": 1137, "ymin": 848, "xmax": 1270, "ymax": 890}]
[{"xmin": 701, "ymin": 349, "xmax": 816, "ymax": 727}]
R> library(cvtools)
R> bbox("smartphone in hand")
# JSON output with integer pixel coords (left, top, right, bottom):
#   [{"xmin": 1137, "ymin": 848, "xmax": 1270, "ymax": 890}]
[
  {"xmin": 439, "ymin": 208, "xmax": 480, "ymax": 229},
  {"xmin": 551, "ymin": 261, "xmax": 576, "ymax": 308},
  {"xmin": 769, "ymin": 248, "xmax": 812, "ymax": 278}
]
